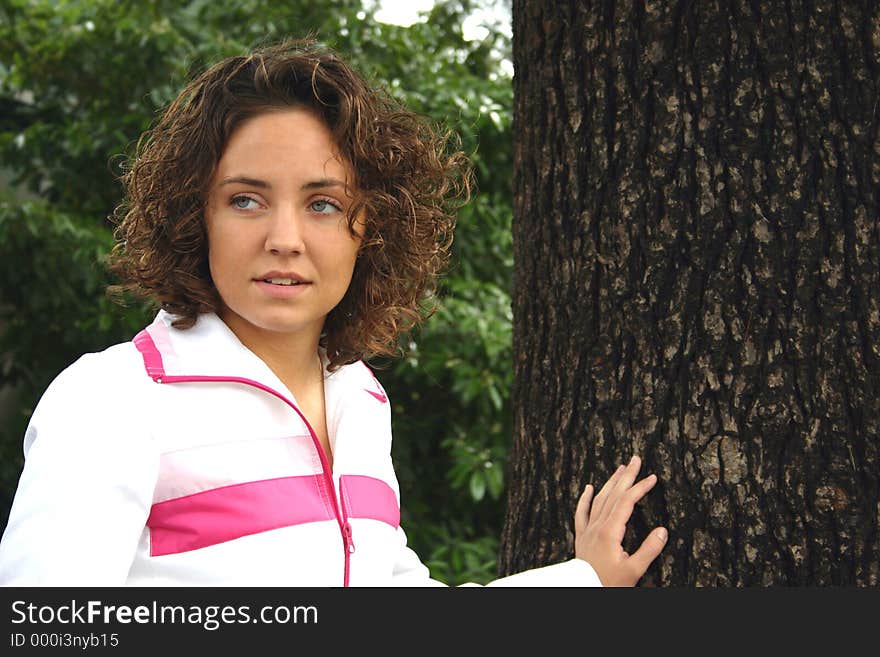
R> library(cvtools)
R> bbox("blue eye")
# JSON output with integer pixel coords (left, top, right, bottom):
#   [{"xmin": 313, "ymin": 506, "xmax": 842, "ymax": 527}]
[
  {"xmin": 232, "ymin": 195, "xmax": 258, "ymax": 210},
  {"xmin": 310, "ymin": 199, "xmax": 341, "ymax": 214}
]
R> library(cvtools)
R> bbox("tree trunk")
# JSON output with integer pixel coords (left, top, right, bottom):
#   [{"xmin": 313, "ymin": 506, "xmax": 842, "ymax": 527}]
[{"xmin": 502, "ymin": 0, "xmax": 880, "ymax": 585}]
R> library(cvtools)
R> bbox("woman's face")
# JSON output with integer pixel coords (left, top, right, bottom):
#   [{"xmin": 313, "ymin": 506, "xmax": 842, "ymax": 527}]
[{"xmin": 204, "ymin": 108, "xmax": 363, "ymax": 347}]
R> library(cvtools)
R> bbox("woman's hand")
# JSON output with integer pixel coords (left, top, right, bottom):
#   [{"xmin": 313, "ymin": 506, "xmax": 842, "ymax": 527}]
[{"xmin": 574, "ymin": 455, "xmax": 667, "ymax": 586}]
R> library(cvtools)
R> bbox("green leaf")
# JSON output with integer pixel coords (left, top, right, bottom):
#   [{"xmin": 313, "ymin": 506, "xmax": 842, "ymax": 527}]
[
  {"xmin": 485, "ymin": 462, "xmax": 504, "ymax": 499},
  {"xmin": 469, "ymin": 471, "xmax": 486, "ymax": 501}
]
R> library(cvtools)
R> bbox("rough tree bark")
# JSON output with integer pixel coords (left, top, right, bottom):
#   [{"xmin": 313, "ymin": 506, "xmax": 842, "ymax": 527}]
[{"xmin": 501, "ymin": 0, "xmax": 880, "ymax": 585}]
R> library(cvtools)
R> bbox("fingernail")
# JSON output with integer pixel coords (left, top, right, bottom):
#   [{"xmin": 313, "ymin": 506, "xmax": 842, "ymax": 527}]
[
  {"xmin": 657, "ymin": 528, "xmax": 668, "ymax": 542},
  {"xmin": 629, "ymin": 455, "xmax": 637, "ymax": 465}
]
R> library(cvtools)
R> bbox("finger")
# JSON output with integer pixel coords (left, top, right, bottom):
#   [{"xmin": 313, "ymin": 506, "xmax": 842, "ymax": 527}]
[
  {"xmin": 612, "ymin": 455, "xmax": 643, "ymax": 497},
  {"xmin": 574, "ymin": 484, "xmax": 593, "ymax": 534},
  {"xmin": 624, "ymin": 526, "xmax": 668, "ymax": 581},
  {"xmin": 607, "ymin": 473, "xmax": 658, "ymax": 529},
  {"xmin": 595, "ymin": 458, "xmax": 640, "ymax": 523},
  {"xmin": 591, "ymin": 464, "xmax": 625, "ymax": 520}
]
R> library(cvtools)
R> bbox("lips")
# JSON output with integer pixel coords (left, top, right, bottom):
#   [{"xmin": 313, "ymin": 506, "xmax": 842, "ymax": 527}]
[
  {"xmin": 255, "ymin": 271, "xmax": 310, "ymax": 286},
  {"xmin": 262, "ymin": 278, "xmax": 302, "ymax": 286}
]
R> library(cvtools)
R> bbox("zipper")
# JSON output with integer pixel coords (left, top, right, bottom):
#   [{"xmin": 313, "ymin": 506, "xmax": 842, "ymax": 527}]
[
  {"xmin": 338, "ymin": 476, "xmax": 356, "ymax": 555},
  {"xmin": 151, "ymin": 373, "xmax": 353, "ymax": 586},
  {"xmin": 343, "ymin": 523, "xmax": 356, "ymax": 553}
]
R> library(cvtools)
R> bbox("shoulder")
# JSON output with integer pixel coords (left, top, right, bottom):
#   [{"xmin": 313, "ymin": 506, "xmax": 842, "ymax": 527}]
[
  {"xmin": 331, "ymin": 360, "xmax": 390, "ymax": 403},
  {"xmin": 356, "ymin": 361, "xmax": 389, "ymax": 393},
  {"xmin": 31, "ymin": 340, "xmax": 153, "ymax": 425},
  {"xmin": 23, "ymin": 338, "xmax": 159, "ymax": 459},
  {"xmin": 47, "ymin": 341, "xmax": 151, "ymax": 396}
]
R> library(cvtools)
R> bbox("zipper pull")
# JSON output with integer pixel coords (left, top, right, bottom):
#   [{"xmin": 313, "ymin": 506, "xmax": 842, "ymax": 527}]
[{"xmin": 343, "ymin": 523, "xmax": 356, "ymax": 553}]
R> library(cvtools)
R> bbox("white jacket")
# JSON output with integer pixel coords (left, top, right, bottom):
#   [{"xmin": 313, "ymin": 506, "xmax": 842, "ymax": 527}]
[{"xmin": 0, "ymin": 311, "xmax": 600, "ymax": 586}]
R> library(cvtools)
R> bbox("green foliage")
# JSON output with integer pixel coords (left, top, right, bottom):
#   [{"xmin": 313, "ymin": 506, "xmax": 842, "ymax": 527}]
[
  {"xmin": 419, "ymin": 520, "xmax": 499, "ymax": 586},
  {"xmin": 0, "ymin": 0, "xmax": 513, "ymax": 585}
]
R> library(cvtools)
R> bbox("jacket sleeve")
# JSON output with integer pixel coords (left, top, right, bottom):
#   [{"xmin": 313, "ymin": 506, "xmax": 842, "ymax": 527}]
[
  {"xmin": 0, "ymin": 349, "xmax": 159, "ymax": 586},
  {"xmin": 389, "ymin": 526, "xmax": 603, "ymax": 587}
]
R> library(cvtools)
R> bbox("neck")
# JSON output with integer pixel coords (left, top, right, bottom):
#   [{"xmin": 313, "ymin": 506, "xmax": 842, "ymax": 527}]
[{"xmin": 218, "ymin": 312, "xmax": 325, "ymax": 396}]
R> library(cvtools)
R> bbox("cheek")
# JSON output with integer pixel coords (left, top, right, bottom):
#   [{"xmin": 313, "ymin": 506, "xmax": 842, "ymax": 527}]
[
  {"xmin": 338, "ymin": 241, "xmax": 362, "ymax": 283},
  {"xmin": 203, "ymin": 214, "xmax": 218, "ymax": 268},
  {"xmin": 205, "ymin": 250, "xmax": 226, "ymax": 301},
  {"xmin": 204, "ymin": 232, "xmax": 242, "ymax": 298},
  {"xmin": 205, "ymin": 235, "xmax": 222, "ymax": 279},
  {"xmin": 205, "ymin": 220, "xmax": 242, "ymax": 270}
]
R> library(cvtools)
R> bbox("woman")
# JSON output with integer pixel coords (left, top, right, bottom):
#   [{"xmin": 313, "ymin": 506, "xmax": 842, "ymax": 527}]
[{"xmin": 0, "ymin": 38, "xmax": 666, "ymax": 586}]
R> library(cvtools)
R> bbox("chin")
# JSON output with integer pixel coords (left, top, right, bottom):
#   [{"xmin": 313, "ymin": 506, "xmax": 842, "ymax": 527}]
[
  {"xmin": 221, "ymin": 306, "xmax": 325, "ymax": 339},
  {"xmin": 256, "ymin": 317, "xmax": 323, "ymax": 336}
]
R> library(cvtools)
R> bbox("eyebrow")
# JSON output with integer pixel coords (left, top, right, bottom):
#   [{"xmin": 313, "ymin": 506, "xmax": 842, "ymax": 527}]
[{"xmin": 217, "ymin": 176, "xmax": 349, "ymax": 191}]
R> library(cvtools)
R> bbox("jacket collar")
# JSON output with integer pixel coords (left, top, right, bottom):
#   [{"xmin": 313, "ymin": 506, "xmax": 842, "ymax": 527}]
[{"xmin": 139, "ymin": 310, "xmax": 383, "ymax": 417}]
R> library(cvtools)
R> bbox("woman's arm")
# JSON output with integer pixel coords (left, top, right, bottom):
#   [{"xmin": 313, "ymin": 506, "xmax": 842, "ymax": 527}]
[
  {"xmin": 0, "ymin": 350, "xmax": 159, "ymax": 585},
  {"xmin": 390, "ymin": 455, "xmax": 665, "ymax": 587}
]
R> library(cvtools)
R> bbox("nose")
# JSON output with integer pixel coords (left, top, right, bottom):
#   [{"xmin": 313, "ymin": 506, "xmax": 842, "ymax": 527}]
[{"xmin": 264, "ymin": 204, "xmax": 305, "ymax": 255}]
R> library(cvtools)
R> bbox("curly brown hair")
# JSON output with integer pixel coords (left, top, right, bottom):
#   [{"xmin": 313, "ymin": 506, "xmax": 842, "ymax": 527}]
[{"xmin": 109, "ymin": 37, "xmax": 471, "ymax": 370}]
